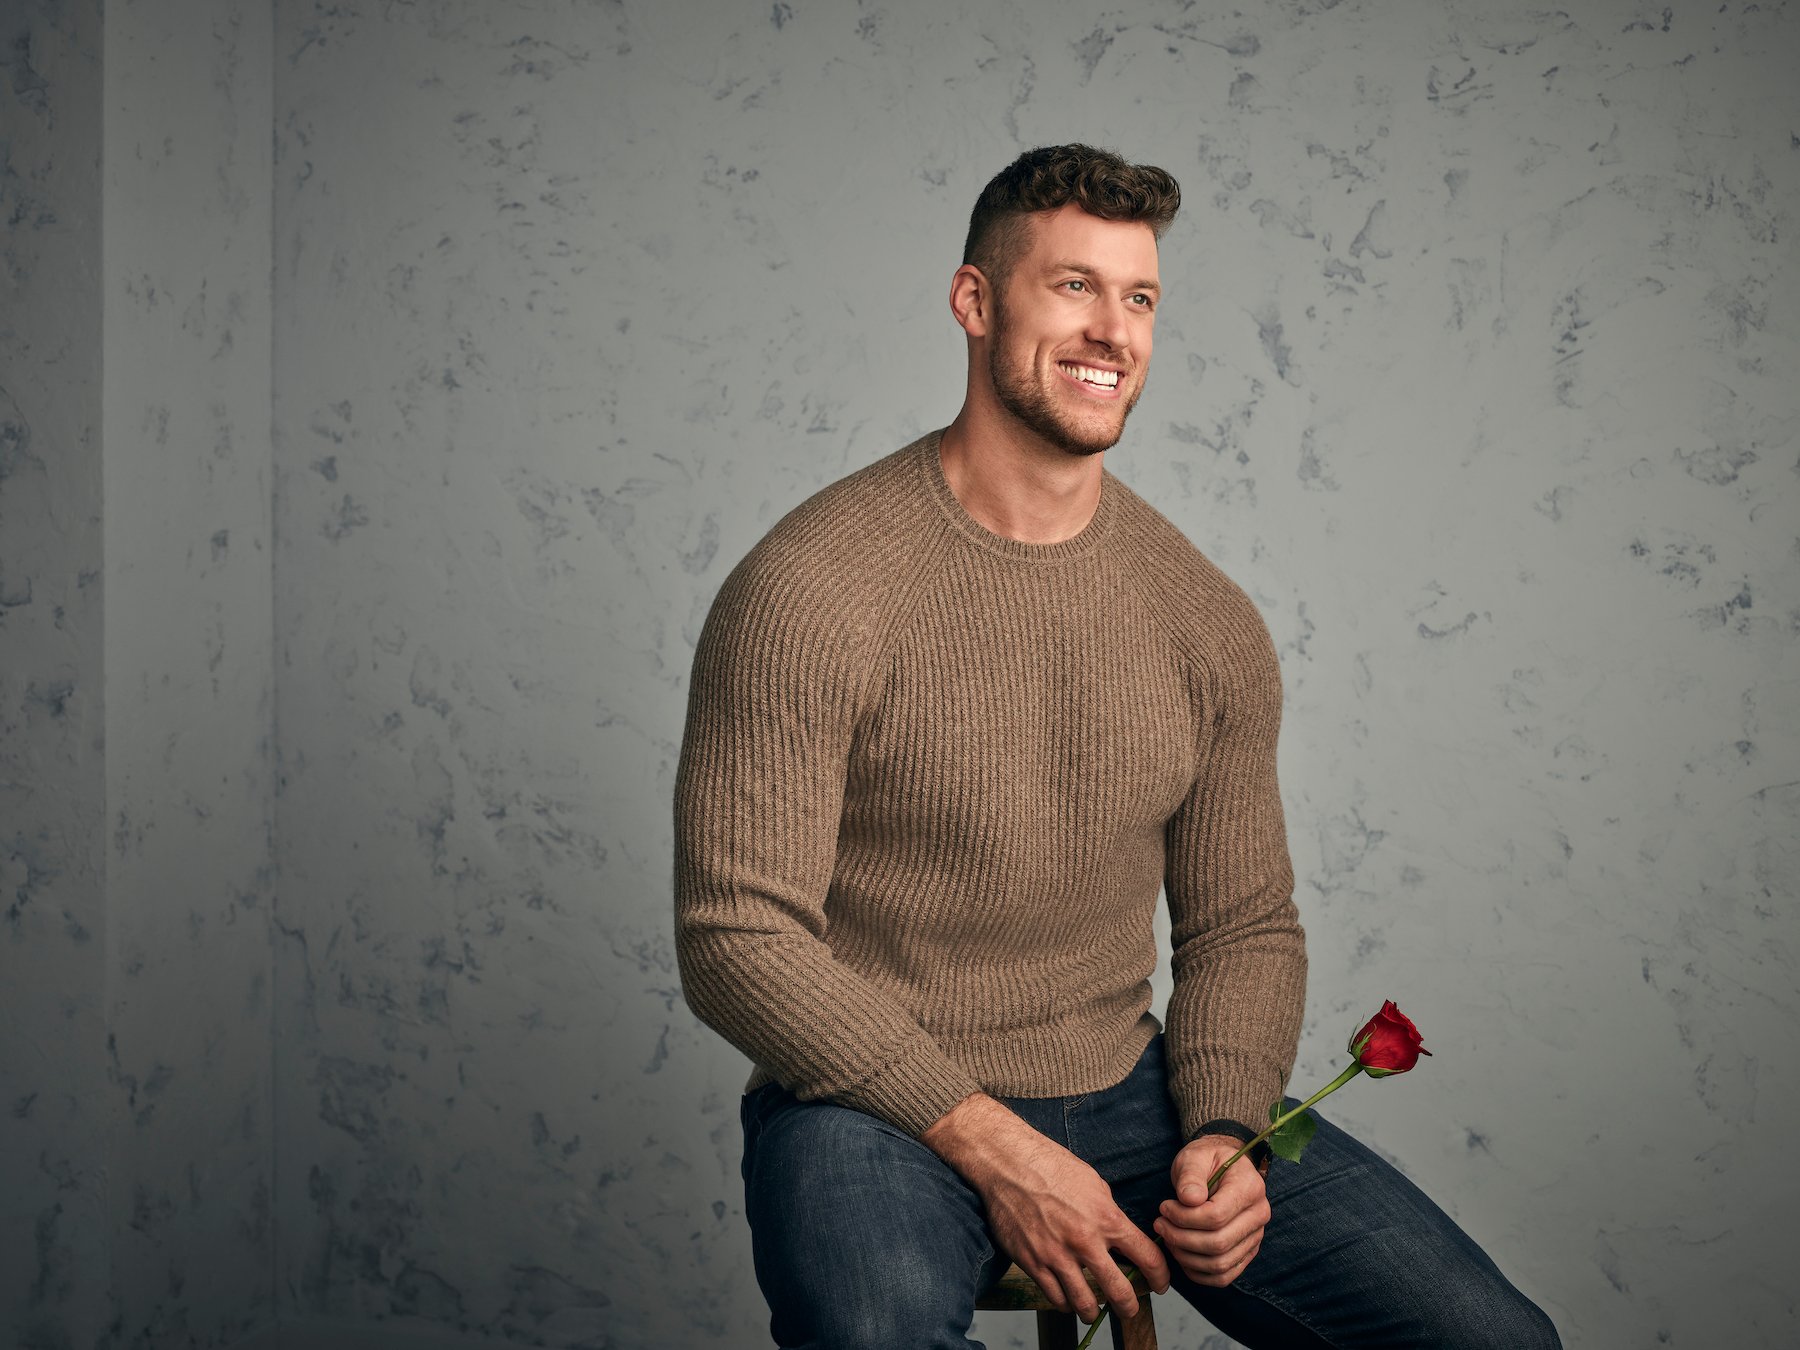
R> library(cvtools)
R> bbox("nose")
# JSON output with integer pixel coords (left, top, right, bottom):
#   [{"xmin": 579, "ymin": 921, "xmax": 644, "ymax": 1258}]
[{"xmin": 1085, "ymin": 294, "xmax": 1132, "ymax": 352}]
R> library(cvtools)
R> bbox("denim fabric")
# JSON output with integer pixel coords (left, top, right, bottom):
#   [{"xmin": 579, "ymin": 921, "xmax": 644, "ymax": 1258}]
[{"xmin": 740, "ymin": 1035, "xmax": 1560, "ymax": 1350}]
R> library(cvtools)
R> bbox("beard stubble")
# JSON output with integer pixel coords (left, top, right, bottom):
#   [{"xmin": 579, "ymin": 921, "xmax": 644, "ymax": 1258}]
[{"xmin": 986, "ymin": 296, "xmax": 1143, "ymax": 458}]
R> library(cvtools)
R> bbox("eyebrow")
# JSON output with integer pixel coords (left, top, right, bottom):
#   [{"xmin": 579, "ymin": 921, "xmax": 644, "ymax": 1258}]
[{"xmin": 1048, "ymin": 259, "xmax": 1162, "ymax": 295}]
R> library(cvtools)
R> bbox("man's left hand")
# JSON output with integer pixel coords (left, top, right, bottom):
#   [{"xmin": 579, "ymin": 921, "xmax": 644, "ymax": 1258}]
[{"xmin": 1153, "ymin": 1134, "xmax": 1271, "ymax": 1288}]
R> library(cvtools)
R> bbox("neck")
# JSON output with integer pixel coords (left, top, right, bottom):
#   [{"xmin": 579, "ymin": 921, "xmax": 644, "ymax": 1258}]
[{"xmin": 937, "ymin": 403, "xmax": 1105, "ymax": 545}]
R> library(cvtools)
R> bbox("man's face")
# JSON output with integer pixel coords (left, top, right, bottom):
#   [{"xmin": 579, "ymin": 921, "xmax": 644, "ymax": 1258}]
[{"xmin": 984, "ymin": 203, "xmax": 1161, "ymax": 457}]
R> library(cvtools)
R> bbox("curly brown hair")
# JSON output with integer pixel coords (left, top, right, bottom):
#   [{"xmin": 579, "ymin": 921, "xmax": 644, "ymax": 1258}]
[{"xmin": 962, "ymin": 144, "xmax": 1181, "ymax": 292}]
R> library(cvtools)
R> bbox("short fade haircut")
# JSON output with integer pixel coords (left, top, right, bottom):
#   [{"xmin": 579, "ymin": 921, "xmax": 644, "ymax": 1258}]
[{"xmin": 962, "ymin": 144, "xmax": 1181, "ymax": 292}]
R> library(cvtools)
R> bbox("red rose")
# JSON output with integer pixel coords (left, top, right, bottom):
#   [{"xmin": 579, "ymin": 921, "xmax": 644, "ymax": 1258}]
[{"xmin": 1349, "ymin": 1000, "xmax": 1432, "ymax": 1077}]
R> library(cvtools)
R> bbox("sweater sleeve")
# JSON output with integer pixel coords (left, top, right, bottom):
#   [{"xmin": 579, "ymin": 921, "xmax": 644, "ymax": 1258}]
[
  {"xmin": 672, "ymin": 550, "xmax": 983, "ymax": 1138},
  {"xmin": 1161, "ymin": 606, "xmax": 1307, "ymax": 1140}
]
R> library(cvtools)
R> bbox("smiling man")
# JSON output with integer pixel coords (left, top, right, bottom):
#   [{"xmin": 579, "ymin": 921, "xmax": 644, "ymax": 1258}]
[{"xmin": 675, "ymin": 145, "xmax": 1560, "ymax": 1349}]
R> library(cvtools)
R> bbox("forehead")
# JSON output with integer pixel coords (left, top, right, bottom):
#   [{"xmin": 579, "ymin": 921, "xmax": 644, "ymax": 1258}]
[{"xmin": 1018, "ymin": 203, "xmax": 1161, "ymax": 282}]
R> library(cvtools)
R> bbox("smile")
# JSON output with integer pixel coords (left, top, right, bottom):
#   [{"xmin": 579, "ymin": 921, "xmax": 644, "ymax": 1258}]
[{"xmin": 1058, "ymin": 362, "xmax": 1122, "ymax": 391}]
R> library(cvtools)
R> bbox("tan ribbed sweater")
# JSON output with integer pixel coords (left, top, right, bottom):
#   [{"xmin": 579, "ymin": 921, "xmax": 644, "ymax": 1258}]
[{"xmin": 674, "ymin": 430, "xmax": 1305, "ymax": 1141}]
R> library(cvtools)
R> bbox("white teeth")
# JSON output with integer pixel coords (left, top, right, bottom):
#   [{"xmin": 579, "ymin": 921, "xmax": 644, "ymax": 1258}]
[{"xmin": 1062, "ymin": 362, "xmax": 1120, "ymax": 388}]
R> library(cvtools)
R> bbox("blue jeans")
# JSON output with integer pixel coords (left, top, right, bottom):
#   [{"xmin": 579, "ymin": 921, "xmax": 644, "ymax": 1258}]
[{"xmin": 740, "ymin": 1035, "xmax": 1560, "ymax": 1349}]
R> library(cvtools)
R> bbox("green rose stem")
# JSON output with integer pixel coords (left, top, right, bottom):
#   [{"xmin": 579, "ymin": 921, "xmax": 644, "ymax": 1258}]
[
  {"xmin": 1205, "ymin": 1056, "xmax": 1365, "ymax": 1197},
  {"xmin": 1076, "ymin": 1309, "xmax": 1106, "ymax": 1349}
]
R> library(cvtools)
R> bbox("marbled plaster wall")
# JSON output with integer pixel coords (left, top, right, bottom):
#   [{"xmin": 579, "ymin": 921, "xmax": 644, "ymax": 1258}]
[
  {"xmin": 3, "ymin": 5, "xmax": 111, "ymax": 1346},
  {"xmin": 225, "ymin": 0, "xmax": 1800, "ymax": 1346},
  {"xmin": 4, "ymin": 2, "xmax": 276, "ymax": 1347},
  {"xmin": 101, "ymin": 2, "xmax": 277, "ymax": 1344}
]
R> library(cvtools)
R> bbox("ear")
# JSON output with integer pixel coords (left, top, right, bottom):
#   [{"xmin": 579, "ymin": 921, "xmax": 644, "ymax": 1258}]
[{"xmin": 949, "ymin": 264, "xmax": 993, "ymax": 339}]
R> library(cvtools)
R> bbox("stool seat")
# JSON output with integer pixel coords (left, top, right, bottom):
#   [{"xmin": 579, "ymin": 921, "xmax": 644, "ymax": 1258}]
[{"xmin": 975, "ymin": 1262, "xmax": 1158, "ymax": 1349}]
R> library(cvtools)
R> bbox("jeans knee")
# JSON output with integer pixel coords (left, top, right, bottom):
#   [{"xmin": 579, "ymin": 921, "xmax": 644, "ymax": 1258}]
[
  {"xmin": 1432, "ymin": 1283, "xmax": 1561, "ymax": 1350},
  {"xmin": 789, "ymin": 1254, "xmax": 971, "ymax": 1350},
  {"xmin": 1508, "ymin": 1299, "xmax": 1562, "ymax": 1350}
]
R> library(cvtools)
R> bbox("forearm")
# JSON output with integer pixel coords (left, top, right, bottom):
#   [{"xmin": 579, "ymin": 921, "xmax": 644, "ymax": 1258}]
[
  {"xmin": 676, "ymin": 917, "xmax": 982, "ymax": 1136},
  {"xmin": 1164, "ymin": 867, "xmax": 1307, "ymax": 1137}
]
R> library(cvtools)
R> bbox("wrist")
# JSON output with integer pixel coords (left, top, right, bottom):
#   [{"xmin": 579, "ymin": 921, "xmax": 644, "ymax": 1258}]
[{"xmin": 920, "ymin": 1092, "xmax": 1022, "ymax": 1187}]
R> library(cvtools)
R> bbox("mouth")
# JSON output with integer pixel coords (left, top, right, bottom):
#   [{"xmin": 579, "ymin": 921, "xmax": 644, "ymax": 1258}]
[{"xmin": 1058, "ymin": 361, "xmax": 1124, "ymax": 396}]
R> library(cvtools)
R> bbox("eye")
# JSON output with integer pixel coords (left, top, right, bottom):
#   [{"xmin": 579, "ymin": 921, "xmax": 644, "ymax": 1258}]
[
  {"xmin": 1063, "ymin": 279, "xmax": 1088, "ymax": 293},
  {"xmin": 1129, "ymin": 293, "xmax": 1155, "ymax": 309}
]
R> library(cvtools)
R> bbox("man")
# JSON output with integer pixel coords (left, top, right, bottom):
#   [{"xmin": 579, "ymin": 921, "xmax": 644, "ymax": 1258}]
[{"xmin": 675, "ymin": 145, "xmax": 1558, "ymax": 1349}]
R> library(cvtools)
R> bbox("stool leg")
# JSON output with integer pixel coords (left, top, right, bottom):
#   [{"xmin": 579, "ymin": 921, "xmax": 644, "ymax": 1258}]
[
  {"xmin": 1109, "ymin": 1300, "xmax": 1158, "ymax": 1350},
  {"xmin": 1036, "ymin": 1308, "xmax": 1078, "ymax": 1350}
]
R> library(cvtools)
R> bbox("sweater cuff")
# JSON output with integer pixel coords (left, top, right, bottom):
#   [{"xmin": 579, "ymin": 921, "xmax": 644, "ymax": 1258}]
[
  {"xmin": 832, "ymin": 1039, "xmax": 985, "ymax": 1138},
  {"xmin": 1189, "ymin": 1117, "xmax": 1259, "ymax": 1146}
]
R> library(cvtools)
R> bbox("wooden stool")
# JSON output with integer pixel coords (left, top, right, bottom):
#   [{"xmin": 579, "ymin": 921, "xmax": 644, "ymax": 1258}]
[{"xmin": 976, "ymin": 1262, "xmax": 1158, "ymax": 1349}]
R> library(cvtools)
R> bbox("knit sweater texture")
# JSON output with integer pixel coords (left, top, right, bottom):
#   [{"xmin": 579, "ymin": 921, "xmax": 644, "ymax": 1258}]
[{"xmin": 674, "ymin": 430, "xmax": 1306, "ymax": 1140}]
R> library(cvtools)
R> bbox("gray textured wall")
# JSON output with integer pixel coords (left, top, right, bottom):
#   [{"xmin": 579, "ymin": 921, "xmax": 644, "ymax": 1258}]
[
  {"xmin": 102, "ymin": 2, "xmax": 277, "ymax": 1342},
  {"xmin": 3, "ymin": 1, "xmax": 275, "ymax": 1347},
  {"xmin": 3, "ymin": 5, "xmax": 110, "ymax": 1345},
  {"xmin": 4, "ymin": 1, "xmax": 1797, "ymax": 1348}
]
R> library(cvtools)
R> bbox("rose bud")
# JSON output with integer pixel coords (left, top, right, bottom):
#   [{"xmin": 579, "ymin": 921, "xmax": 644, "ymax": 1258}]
[{"xmin": 1349, "ymin": 1000, "xmax": 1432, "ymax": 1077}]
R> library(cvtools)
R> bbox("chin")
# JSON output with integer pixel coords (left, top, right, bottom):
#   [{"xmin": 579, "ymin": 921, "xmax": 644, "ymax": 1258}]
[
  {"xmin": 1057, "ymin": 428, "xmax": 1120, "ymax": 457},
  {"xmin": 1041, "ymin": 403, "xmax": 1133, "ymax": 457}
]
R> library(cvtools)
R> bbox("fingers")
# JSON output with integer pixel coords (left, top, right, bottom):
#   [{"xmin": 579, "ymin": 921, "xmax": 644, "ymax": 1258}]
[
  {"xmin": 1212, "ymin": 1230, "xmax": 1263, "ymax": 1286},
  {"xmin": 1011, "ymin": 1252, "xmax": 1072, "ymax": 1317},
  {"xmin": 1082, "ymin": 1215, "xmax": 1182, "ymax": 1320},
  {"xmin": 1159, "ymin": 1209, "xmax": 1260, "ymax": 1274},
  {"xmin": 1155, "ymin": 1210, "xmax": 1264, "ymax": 1283},
  {"xmin": 1028, "ymin": 1241, "xmax": 1154, "ymax": 1323},
  {"xmin": 1040, "ymin": 1258, "xmax": 1102, "ymax": 1324},
  {"xmin": 984, "ymin": 1158, "xmax": 1170, "ymax": 1319},
  {"xmin": 1110, "ymin": 1218, "xmax": 1172, "ymax": 1295},
  {"xmin": 1220, "ymin": 1236, "xmax": 1262, "ymax": 1285},
  {"xmin": 1157, "ymin": 1191, "xmax": 1270, "ymax": 1258},
  {"xmin": 1200, "ymin": 1235, "xmax": 1263, "ymax": 1288},
  {"xmin": 1159, "ymin": 1183, "xmax": 1270, "ymax": 1234},
  {"xmin": 1033, "ymin": 1250, "xmax": 1131, "ymax": 1322},
  {"xmin": 1089, "ymin": 1255, "xmax": 1139, "ymax": 1322}
]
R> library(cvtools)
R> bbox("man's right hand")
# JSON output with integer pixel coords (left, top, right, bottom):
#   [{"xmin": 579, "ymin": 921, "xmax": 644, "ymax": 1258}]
[{"xmin": 921, "ymin": 1093, "xmax": 1171, "ymax": 1325}]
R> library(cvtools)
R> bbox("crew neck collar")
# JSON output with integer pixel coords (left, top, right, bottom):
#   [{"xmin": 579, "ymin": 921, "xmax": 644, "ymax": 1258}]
[{"xmin": 915, "ymin": 429, "xmax": 1117, "ymax": 563}]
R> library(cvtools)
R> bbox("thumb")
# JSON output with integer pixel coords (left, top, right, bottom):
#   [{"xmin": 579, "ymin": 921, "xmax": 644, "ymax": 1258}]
[{"xmin": 1172, "ymin": 1147, "xmax": 1211, "ymax": 1204}]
